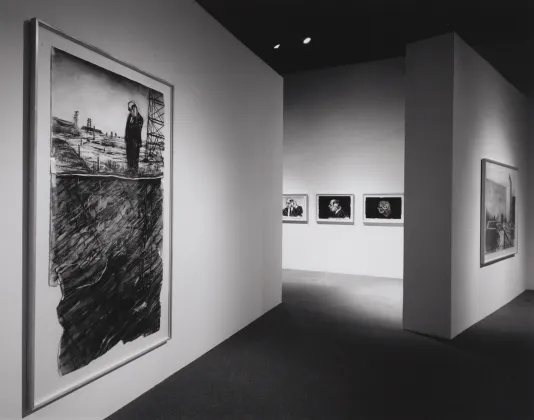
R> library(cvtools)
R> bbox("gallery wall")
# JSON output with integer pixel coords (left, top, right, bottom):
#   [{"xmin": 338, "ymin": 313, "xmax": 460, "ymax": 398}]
[
  {"xmin": 451, "ymin": 35, "xmax": 529, "ymax": 337},
  {"xmin": 0, "ymin": 1, "xmax": 283, "ymax": 419},
  {"xmin": 283, "ymin": 59, "xmax": 405, "ymax": 279},
  {"xmin": 403, "ymin": 34, "xmax": 455, "ymax": 339},
  {"xmin": 403, "ymin": 33, "xmax": 529, "ymax": 339}
]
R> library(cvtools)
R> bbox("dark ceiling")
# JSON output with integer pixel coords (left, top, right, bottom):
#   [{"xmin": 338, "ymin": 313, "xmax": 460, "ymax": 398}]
[{"xmin": 195, "ymin": 0, "xmax": 531, "ymax": 94}]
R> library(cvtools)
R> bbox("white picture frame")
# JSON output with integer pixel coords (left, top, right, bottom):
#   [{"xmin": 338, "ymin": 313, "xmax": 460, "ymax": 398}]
[
  {"xmin": 363, "ymin": 194, "xmax": 404, "ymax": 225},
  {"xmin": 282, "ymin": 194, "xmax": 309, "ymax": 224},
  {"xmin": 27, "ymin": 19, "xmax": 173, "ymax": 412},
  {"xmin": 316, "ymin": 194, "xmax": 354, "ymax": 224},
  {"xmin": 480, "ymin": 159, "xmax": 518, "ymax": 267}
]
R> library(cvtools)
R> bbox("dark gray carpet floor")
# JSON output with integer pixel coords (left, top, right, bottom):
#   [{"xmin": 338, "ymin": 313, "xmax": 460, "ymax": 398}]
[{"xmin": 106, "ymin": 273, "xmax": 534, "ymax": 420}]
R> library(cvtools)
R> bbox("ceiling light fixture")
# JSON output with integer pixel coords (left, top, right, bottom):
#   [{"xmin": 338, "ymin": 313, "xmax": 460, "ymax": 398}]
[
  {"xmin": 303, "ymin": 37, "xmax": 311, "ymax": 44},
  {"xmin": 274, "ymin": 44, "xmax": 281, "ymax": 49}
]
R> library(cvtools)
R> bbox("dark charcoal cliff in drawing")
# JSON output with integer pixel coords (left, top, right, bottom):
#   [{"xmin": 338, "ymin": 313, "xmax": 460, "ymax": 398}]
[{"xmin": 50, "ymin": 176, "xmax": 163, "ymax": 375}]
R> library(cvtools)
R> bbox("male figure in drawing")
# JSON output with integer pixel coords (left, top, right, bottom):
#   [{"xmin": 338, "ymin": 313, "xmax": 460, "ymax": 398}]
[
  {"xmin": 329, "ymin": 199, "xmax": 347, "ymax": 218},
  {"xmin": 125, "ymin": 101, "xmax": 144, "ymax": 172},
  {"xmin": 283, "ymin": 199, "xmax": 303, "ymax": 217}
]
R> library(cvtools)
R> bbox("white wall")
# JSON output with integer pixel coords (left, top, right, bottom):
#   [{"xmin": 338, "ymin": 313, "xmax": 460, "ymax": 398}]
[
  {"xmin": 451, "ymin": 35, "xmax": 528, "ymax": 337},
  {"xmin": 283, "ymin": 59, "xmax": 405, "ymax": 279},
  {"xmin": 403, "ymin": 34, "xmax": 455, "ymax": 339},
  {"xmin": 403, "ymin": 33, "xmax": 529, "ymax": 340},
  {"xmin": 0, "ymin": 1, "xmax": 283, "ymax": 419}
]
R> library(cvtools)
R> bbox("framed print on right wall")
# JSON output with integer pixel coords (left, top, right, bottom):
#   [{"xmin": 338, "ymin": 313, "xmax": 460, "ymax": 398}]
[{"xmin": 481, "ymin": 159, "xmax": 518, "ymax": 267}]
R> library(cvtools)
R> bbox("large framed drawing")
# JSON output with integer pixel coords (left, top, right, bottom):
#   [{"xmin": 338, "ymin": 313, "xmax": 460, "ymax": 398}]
[
  {"xmin": 481, "ymin": 159, "xmax": 518, "ymax": 267},
  {"xmin": 27, "ymin": 19, "xmax": 173, "ymax": 411},
  {"xmin": 282, "ymin": 194, "xmax": 308, "ymax": 223},
  {"xmin": 316, "ymin": 194, "xmax": 354, "ymax": 224},
  {"xmin": 363, "ymin": 194, "xmax": 404, "ymax": 224}
]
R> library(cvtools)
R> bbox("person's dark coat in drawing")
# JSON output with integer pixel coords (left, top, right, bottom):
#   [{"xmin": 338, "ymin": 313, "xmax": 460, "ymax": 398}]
[
  {"xmin": 291, "ymin": 205, "xmax": 303, "ymax": 217},
  {"xmin": 125, "ymin": 101, "xmax": 144, "ymax": 172}
]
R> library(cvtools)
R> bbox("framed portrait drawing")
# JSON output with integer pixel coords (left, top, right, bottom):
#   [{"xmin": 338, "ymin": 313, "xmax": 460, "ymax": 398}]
[
  {"xmin": 363, "ymin": 194, "xmax": 404, "ymax": 224},
  {"xmin": 481, "ymin": 159, "xmax": 518, "ymax": 267},
  {"xmin": 27, "ymin": 19, "xmax": 173, "ymax": 411},
  {"xmin": 316, "ymin": 194, "xmax": 354, "ymax": 224},
  {"xmin": 282, "ymin": 194, "xmax": 308, "ymax": 223}
]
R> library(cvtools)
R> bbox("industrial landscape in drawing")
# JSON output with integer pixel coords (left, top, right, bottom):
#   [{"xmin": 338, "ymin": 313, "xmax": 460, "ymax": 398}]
[{"xmin": 49, "ymin": 48, "xmax": 166, "ymax": 375}]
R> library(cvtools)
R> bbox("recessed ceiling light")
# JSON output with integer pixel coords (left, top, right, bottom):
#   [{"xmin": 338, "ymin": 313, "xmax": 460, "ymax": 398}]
[
  {"xmin": 303, "ymin": 37, "xmax": 311, "ymax": 44},
  {"xmin": 274, "ymin": 44, "xmax": 281, "ymax": 49}
]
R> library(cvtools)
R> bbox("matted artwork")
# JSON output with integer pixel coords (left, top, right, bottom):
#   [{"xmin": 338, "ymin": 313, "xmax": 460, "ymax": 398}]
[
  {"xmin": 282, "ymin": 194, "xmax": 308, "ymax": 223},
  {"xmin": 316, "ymin": 194, "xmax": 354, "ymax": 224},
  {"xmin": 27, "ymin": 19, "xmax": 173, "ymax": 411},
  {"xmin": 481, "ymin": 159, "xmax": 518, "ymax": 266},
  {"xmin": 363, "ymin": 194, "xmax": 404, "ymax": 224}
]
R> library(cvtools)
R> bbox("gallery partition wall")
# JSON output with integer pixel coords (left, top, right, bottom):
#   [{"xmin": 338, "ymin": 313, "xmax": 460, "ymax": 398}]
[
  {"xmin": 404, "ymin": 33, "xmax": 529, "ymax": 339},
  {"xmin": 0, "ymin": 1, "xmax": 283, "ymax": 419}
]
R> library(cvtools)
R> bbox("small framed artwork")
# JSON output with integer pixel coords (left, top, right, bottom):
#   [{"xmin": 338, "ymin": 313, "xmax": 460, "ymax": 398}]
[
  {"xmin": 282, "ymin": 194, "xmax": 308, "ymax": 223},
  {"xmin": 363, "ymin": 194, "xmax": 404, "ymax": 224},
  {"xmin": 27, "ymin": 19, "xmax": 173, "ymax": 412},
  {"xmin": 316, "ymin": 194, "xmax": 354, "ymax": 224},
  {"xmin": 481, "ymin": 159, "xmax": 518, "ymax": 267}
]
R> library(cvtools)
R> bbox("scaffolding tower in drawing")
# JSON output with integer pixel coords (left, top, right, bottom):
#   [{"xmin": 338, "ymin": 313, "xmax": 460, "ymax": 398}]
[{"xmin": 144, "ymin": 89, "xmax": 165, "ymax": 168}]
